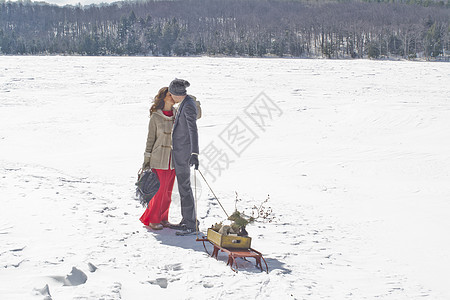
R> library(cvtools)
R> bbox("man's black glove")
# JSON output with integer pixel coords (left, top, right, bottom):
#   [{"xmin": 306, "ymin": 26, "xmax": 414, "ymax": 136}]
[{"xmin": 189, "ymin": 154, "xmax": 199, "ymax": 170}]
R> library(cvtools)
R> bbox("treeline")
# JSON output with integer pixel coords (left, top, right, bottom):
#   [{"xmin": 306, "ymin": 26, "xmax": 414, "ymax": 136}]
[{"xmin": 0, "ymin": 0, "xmax": 449, "ymax": 59}]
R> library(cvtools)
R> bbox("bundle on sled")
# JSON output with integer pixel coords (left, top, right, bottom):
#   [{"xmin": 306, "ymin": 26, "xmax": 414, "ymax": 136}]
[{"xmin": 207, "ymin": 225, "xmax": 251, "ymax": 249}]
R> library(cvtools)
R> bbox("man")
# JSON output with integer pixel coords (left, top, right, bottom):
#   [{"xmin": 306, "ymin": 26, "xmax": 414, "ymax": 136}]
[{"xmin": 168, "ymin": 78, "xmax": 200, "ymax": 235}]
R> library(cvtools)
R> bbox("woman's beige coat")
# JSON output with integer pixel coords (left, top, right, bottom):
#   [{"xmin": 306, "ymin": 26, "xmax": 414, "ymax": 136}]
[
  {"xmin": 144, "ymin": 98, "xmax": 201, "ymax": 170},
  {"xmin": 144, "ymin": 109, "xmax": 176, "ymax": 170}
]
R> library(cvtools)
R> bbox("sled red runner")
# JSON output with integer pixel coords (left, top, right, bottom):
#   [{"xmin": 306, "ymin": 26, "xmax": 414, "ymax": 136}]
[{"xmin": 196, "ymin": 236, "xmax": 269, "ymax": 273}]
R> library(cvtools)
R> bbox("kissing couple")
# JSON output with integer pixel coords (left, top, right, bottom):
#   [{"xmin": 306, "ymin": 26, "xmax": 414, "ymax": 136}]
[{"xmin": 139, "ymin": 78, "xmax": 201, "ymax": 236}]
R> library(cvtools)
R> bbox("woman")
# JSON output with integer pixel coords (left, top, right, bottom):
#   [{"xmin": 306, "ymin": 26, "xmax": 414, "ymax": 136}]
[{"xmin": 139, "ymin": 87, "xmax": 177, "ymax": 230}]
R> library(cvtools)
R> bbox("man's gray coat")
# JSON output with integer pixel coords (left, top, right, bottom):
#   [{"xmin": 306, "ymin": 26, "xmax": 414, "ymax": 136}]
[{"xmin": 172, "ymin": 95, "xmax": 199, "ymax": 229}]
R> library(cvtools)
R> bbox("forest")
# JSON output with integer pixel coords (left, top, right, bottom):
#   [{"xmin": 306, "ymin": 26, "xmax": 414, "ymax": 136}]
[{"xmin": 0, "ymin": 0, "xmax": 449, "ymax": 59}]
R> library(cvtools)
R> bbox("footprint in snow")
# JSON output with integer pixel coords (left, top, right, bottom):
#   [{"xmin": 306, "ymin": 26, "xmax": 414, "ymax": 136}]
[
  {"xmin": 64, "ymin": 267, "xmax": 88, "ymax": 286},
  {"xmin": 160, "ymin": 263, "xmax": 183, "ymax": 271},
  {"xmin": 88, "ymin": 262, "xmax": 97, "ymax": 272},
  {"xmin": 0, "ymin": 223, "xmax": 14, "ymax": 235},
  {"xmin": 33, "ymin": 284, "xmax": 51, "ymax": 300},
  {"xmin": 111, "ymin": 282, "xmax": 122, "ymax": 294},
  {"xmin": 147, "ymin": 278, "xmax": 168, "ymax": 288},
  {"xmin": 50, "ymin": 267, "xmax": 88, "ymax": 286}
]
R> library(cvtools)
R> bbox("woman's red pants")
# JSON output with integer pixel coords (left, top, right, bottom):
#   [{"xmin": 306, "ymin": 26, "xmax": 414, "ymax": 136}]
[{"xmin": 139, "ymin": 168, "xmax": 176, "ymax": 225}]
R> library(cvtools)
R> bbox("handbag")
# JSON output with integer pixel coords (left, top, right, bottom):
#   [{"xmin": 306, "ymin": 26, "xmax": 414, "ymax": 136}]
[{"xmin": 135, "ymin": 168, "xmax": 160, "ymax": 207}]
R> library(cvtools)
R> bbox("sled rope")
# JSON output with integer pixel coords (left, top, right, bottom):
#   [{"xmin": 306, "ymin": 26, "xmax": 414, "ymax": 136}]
[
  {"xmin": 194, "ymin": 168, "xmax": 199, "ymax": 239},
  {"xmin": 197, "ymin": 169, "xmax": 230, "ymax": 218}
]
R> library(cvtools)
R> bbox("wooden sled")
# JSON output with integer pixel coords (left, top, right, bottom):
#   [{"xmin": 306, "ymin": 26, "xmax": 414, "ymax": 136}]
[
  {"xmin": 193, "ymin": 170, "xmax": 269, "ymax": 273},
  {"xmin": 196, "ymin": 230, "xmax": 269, "ymax": 273}
]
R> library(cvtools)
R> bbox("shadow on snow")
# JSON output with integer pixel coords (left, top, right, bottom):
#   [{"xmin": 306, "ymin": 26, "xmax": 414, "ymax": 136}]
[{"xmin": 146, "ymin": 226, "xmax": 291, "ymax": 274}]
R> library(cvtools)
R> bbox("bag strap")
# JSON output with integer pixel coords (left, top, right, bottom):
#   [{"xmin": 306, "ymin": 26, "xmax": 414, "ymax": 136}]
[{"xmin": 137, "ymin": 168, "xmax": 144, "ymax": 180}]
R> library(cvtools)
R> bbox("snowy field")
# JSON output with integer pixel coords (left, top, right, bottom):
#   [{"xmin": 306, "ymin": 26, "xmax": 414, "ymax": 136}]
[{"xmin": 1, "ymin": 56, "xmax": 449, "ymax": 299}]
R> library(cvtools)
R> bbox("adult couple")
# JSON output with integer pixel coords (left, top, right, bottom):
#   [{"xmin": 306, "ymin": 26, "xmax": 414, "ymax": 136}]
[{"xmin": 139, "ymin": 78, "xmax": 200, "ymax": 235}]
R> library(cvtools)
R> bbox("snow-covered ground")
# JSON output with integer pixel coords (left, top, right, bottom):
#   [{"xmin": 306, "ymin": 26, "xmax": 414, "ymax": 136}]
[{"xmin": 1, "ymin": 56, "xmax": 449, "ymax": 299}]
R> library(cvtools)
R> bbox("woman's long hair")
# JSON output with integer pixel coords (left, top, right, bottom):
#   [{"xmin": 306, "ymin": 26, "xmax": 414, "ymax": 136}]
[{"xmin": 150, "ymin": 87, "xmax": 168, "ymax": 115}]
